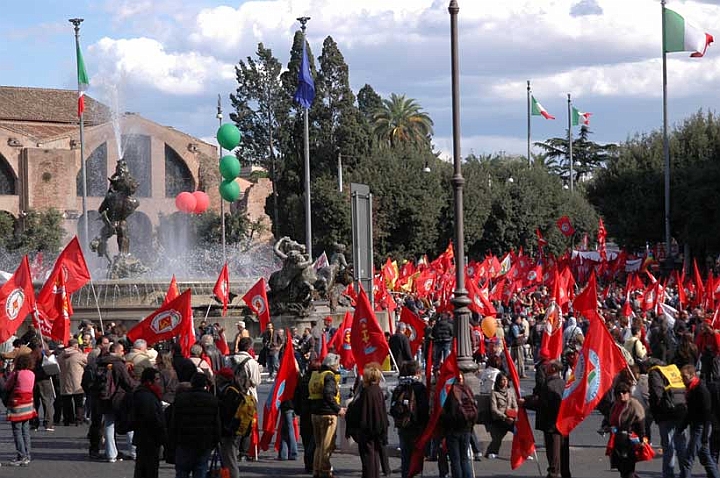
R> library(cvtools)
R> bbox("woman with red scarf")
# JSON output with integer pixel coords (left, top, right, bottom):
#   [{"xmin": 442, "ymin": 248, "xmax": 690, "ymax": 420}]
[
  {"xmin": 5, "ymin": 353, "xmax": 36, "ymax": 466},
  {"xmin": 680, "ymin": 364, "xmax": 719, "ymax": 478},
  {"xmin": 131, "ymin": 367, "xmax": 167, "ymax": 478}
]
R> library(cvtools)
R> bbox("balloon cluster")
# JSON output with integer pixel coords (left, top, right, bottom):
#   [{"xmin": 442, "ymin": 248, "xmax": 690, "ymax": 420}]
[
  {"xmin": 175, "ymin": 190, "xmax": 209, "ymax": 214},
  {"xmin": 216, "ymin": 124, "xmax": 242, "ymax": 202}
]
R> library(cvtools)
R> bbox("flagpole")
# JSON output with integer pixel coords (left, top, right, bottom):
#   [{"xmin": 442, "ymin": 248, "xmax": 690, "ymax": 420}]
[
  {"xmin": 70, "ymin": 18, "xmax": 89, "ymax": 250},
  {"xmin": 567, "ymin": 93, "xmax": 574, "ymax": 193},
  {"xmin": 661, "ymin": 0, "xmax": 672, "ymax": 266},
  {"xmin": 217, "ymin": 96, "xmax": 227, "ymax": 264},
  {"xmin": 298, "ymin": 16, "xmax": 313, "ymax": 260},
  {"xmin": 527, "ymin": 80, "xmax": 531, "ymax": 166}
]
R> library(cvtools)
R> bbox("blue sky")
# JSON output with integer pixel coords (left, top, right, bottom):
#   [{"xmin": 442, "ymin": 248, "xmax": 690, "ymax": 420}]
[{"xmin": 2, "ymin": 0, "xmax": 719, "ymax": 158}]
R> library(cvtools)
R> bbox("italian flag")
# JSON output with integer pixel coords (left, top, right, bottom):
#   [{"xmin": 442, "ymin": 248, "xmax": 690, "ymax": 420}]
[
  {"xmin": 76, "ymin": 43, "xmax": 89, "ymax": 117},
  {"xmin": 531, "ymin": 96, "xmax": 555, "ymax": 120},
  {"xmin": 572, "ymin": 107, "xmax": 591, "ymax": 126},
  {"xmin": 664, "ymin": 8, "xmax": 713, "ymax": 58}
]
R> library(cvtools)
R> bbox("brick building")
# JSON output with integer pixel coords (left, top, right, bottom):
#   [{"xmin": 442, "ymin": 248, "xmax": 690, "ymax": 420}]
[{"xmin": 0, "ymin": 86, "xmax": 272, "ymax": 259}]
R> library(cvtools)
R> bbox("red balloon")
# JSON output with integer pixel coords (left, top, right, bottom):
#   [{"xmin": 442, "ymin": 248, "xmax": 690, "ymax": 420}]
[
  {"xmin": 192, "ymin": 191, "xmax": 210, "ymax": 214},
  {"xmin": 175, "ymin": 191, "xmax": 196, "ymax": 213}
]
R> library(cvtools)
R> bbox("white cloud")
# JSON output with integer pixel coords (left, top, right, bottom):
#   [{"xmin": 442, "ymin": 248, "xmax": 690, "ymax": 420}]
[{"xmin": 435, "ymin": 134, "xmax": 530, "ymax": 159}]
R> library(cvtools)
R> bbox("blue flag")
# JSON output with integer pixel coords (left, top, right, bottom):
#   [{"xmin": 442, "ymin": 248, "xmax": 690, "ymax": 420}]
[{"xmin": 294, "ymin": 41, "xmax": 315, "ymax": 109}]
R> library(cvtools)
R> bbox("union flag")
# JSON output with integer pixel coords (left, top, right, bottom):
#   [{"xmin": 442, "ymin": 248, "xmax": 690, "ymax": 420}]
[
  {"xmin": 0, "ymin": 256, "xmax": 36, "ymax": 343},
  {"xmin": 242, "ymin": 278, "xmax": 270, "ymax": 332},
  {"xmin": 350, "ymin": 286, "xmax": 389, "ymax": 371}
]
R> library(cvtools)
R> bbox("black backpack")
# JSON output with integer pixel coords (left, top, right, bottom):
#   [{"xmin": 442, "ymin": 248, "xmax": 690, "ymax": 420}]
[
  {"xmin": 443, "ymin": 383, "xmax": 478, "ymax": 428},
  {"xmin": 390, "ymin": 382, "xmax": 419, "ymax": 428},
  {"xmin": 97, "ymin": 364, "xmax": 117, "ymax": 401}
]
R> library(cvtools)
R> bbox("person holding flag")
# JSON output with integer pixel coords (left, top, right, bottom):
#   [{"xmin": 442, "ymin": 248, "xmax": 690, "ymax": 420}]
[{"xmin": 308, "ymin": 353, "xmax": 346, "ymax": 478}]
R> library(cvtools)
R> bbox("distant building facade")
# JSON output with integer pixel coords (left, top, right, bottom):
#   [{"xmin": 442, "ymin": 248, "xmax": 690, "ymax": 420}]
[{"xmin": 0, "ymin": 86, "xmax": 272, "ymax": 258}]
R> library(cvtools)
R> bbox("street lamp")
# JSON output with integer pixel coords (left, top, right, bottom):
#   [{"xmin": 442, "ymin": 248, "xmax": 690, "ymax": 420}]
[{"xmin": 448, "ymin": 0, "xmax": 477, "ymax": 377}]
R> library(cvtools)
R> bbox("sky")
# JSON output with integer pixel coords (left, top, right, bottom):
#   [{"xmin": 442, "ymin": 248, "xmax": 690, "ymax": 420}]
[{"xmin": 2, "ymin": 0, "xmax": 720, "ymax": 159}]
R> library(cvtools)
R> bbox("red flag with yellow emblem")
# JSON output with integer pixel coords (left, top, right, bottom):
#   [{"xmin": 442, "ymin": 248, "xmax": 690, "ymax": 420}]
[
  {"xmin": 328, "ymin": 311, "xmax": 355, "ymax": 369},
  {"xmin": 350, "ymin": 286, "xmax": 389, "ymax": 371},
  {"xmin": 127, "ymin": 289, "xmax": 193, "ymax": 354}
]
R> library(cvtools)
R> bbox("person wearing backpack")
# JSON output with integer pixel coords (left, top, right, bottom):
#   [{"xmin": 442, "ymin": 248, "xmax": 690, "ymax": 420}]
[
  {"xmin": 440, "ymin": 372, "xmax": 477, "ymax": 478},
  {"xmin": 131, "ymin": 367, "xmax": 166, "ymax": 478},
  {"xmin": 309, "ymin": 353, "xmax": 346, "ymax": 478},
  {"xmin": 96, "ymin": 341, "xmax": 138, "ymax": 463},
  {"xmin": 233, "ymin": 337, "xmax": 260, "ymax": 461},
  {"xmin": 391, "ymin": 360, "xmax": 429, "ymax": 478},
  {"xmin": 217, "ymin": 367, "xmax": 243, "ymax": 478},
  {"xmin": 648, "ymin": 361, "xmax": 688, "ymax": 478},
  {"xmin": 679, "ymin": 364, "xmax": 720, "ymax": 478}
]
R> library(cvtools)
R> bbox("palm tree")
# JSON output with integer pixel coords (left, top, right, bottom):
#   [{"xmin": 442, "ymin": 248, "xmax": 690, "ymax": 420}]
[{"xmin": 372, "ymin": 93, "xmax": 434, "ymax": 148}]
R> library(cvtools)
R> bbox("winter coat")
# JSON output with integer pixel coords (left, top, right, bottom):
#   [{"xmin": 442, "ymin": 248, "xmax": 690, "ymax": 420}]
[
  {"xmin": 170, "ymin": 387, "xmax": 220, "ymax": 451},
  {"xmin": 57, "ymin": 347, "xmax": 87, "ymax": 395},
  {"xmin": 131, "ymin": 385, "xmax": 167, "ymax": 448}
]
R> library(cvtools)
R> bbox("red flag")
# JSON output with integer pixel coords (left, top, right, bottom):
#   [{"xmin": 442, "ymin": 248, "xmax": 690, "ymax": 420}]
[
  {"xmin": 536, "ymin": 228, "xmax": 548, "ymax": 249},
  {"xmin": 49, "ymin": 272, "xmax": 73, "ymax": 345},
  {"xmin": 260, "ymin": 328, "xmax": 300, "ymax": 450},
  {"xmin": 467, "ymin": 276, "xmax": 496, "ymax": 317},
  {"xmin": 213, "ymin": 263, "xmax": 230, "ymax": 316},
  {"xmin": 35, "ymin": 236, "xmax": 90, "ymax": 332},
  {"xmin": 327, "ymin": 311, "xmax": 355, "ymax": 369},
  {"xmin": 556, "ymin": 215, "xmax": 575, "ymax": 237},
  {"xmin": 319, "ymin": 333, "xmax": 328, "ymax": 361},
  {"xmin": 693, "ymin": 258, "xmax": 705, "ymax": 307},
  {"xmin": 502, "ymin": 339, "xmax": 535, "ymax": 469},
  {"xmin": 0, "ymin": 256, "xmax": 36, "ymax": 343},
  {"xmin": 242, "ymin": 278, "xmax": 270, "ymax": 332},
  {"xmin": 416, "ymin": 269, "xmax": 437, "ymax": 298},
  {"xmin": 350, "ymin": 286, "xmax": 390, "ymax": 371},
  {"xmin": 597, "ymin": 218, "xmax": 607, "ymax": 261},
  {"xmin": 216, "ymin": 332, "xmax": 230, "ymax": 356},
  {"xmin": 408, "ymin": 352, "xmax": 460, "ymax": 478},
  {"xmin": 342, "ymin": 283, "xmax": 357, "ymax": 306},
  {"xmin": 705, "ymin": 273, "xmax": 716, "ymax": 311},
  {"xmin": 248, "ymin": 417, "xmax": 260, "ymax": 460},
  {"xmin": 163, "ymin": 275, "xmax": 180, "ymax": 306},
  {"xmin": 641, "ymin": 281, "xmax": 660, "ymax": 312},
  {"xmin": 425, "ymin": 340, "xmax": 433, "ymax": 390},
  {"xmin": 556, "ymin": 278, "xmax": 627, "ymax": 436},
  {"xmin": 127, "ymin": 289, "xmax": 194, "ymax": 355},
  {"xmin": 539, "ymin": 301, "xmax": 563, "ymax": 360},
  {"xmin": 573, "ymin": 272, "xmax": 598, "ymax": 313},
  {"xmin": 400, "ymin": 306, "xmax": 426, "ymax": 355}
]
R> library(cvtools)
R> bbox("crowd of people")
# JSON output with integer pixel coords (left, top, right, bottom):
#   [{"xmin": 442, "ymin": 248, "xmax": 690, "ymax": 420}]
[{"xmin": 4, "ymin": 272, "xmax": 720, "ymax": 478}]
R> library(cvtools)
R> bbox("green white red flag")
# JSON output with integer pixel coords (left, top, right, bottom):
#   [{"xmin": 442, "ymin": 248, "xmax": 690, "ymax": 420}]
[
  {"xmin": 571, "ymin": 106, "xmax": 591, "ymax": 126},
  {"xmin": 76, "ymin": 42, "xmax": 89, "ymax": 117},
  {"xmin": 664, "ymin": 7, "xmax": 713, "ymax": 58},
  {"xmin": 531, "ymin": 96, "xmax": 555, "ymax": 120}
]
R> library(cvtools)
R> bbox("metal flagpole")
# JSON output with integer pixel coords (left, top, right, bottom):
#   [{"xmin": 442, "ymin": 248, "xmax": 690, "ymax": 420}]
[
  {"xmin": 217, "ymin": 95, "xmax": 227, "ymax": 264},
  {"xmin": 70, "ymin": 18, "xmax": 89, "ymax": 249},
  {"xmin": 298, "ymin": 17, "xmax": 313, "ymax": 260},
  {"xmin": 567, "ymin": 93, "xmax": 574, "ymax": 193},
  {"xmin": 527, "ymin": 80, "xmax": 532, "ymax": 165},
  {"xmin": 661, "ymin": 0, "xmax": 672, "ymax": 263}
]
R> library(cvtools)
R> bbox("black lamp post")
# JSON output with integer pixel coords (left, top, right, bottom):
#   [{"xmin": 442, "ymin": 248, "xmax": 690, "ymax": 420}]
[{"xmin": 448, "ymin": 0, "xmax": 477, "ymax": 377}]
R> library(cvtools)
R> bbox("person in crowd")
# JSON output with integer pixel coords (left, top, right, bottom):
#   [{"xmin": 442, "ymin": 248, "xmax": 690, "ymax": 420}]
[
  {"xmin": 522, "ymin": 359, "xmax": 570, "ymax": 478},
  {"xmin": 510, "ymin": 315, "xmax": 528, "ymax": 378},
  {"xmin": 2, "ymin": 338, "xmax": 32, "ymax": 360},
  {"xmin": 6, "ymin": 353, "xmax": 37, "ymax": 466},
  {"xmin": 97, "ymin": 341, "xmax": 137, "ymax": 463},
  {"xmin": 125, "ymin": 338, "xmax": 154, "ymax": 381},
  {"xmin": 131, "ymin": 367, "xmax": 166, "ymax": 478},
  {"xmin": 171, "ymin": 342, "xmax": 197, "ymax": 383},
  {"xmin": 30, "ymin": 342, "xmax": 56, "ymax": 432},
  {"xmin": 353, "ymin": 362, "xmax": 389, "ymax": 478},
  {"xmin": 432, "ymin": 313, "xmax": 453, "ymax": 371},
  {"xmin": 232, "ymin": 320, "xmax": 250, "ymax": 354},
  {"xmin": 278, "ymin": 396, "xmax": 298, "ymax": 461},
  {"xmin": 309, "ymin": 353, "xmax": 346, "ymax": 478},
  {"xmin": 170, "ymin": 372, "xmax": 221, "ymax": 477},
  {"xmin": 296, "ymin": 358, "xmax": 321, "ymax": 473},
  {"xmin": 82, "ymin": 337, "xmax": 111, "ymax": 459},
  {"xmin": 608, "ymin": 381, "xmax": 645, "ymax": 478},
  {"xmin": 629, "ymin": 362, "xmax": 653, "ymax": 445},
  {"xmin": 441, "ymin": 372, "xmax": 475, "ymax": 478},
  {"xmin": 389, "ymin": 322, "xmax": 413, "ymax": 369},
  {"xmin": 234, "ymin": 336, "xmax": 261, "ymax": 461},
  {"xmin": 155, "ymin": 351, "xmax": 178, "ymax": 404},
  {"xmin": 486, "ymin": 372, "xmax": 518, "ymax": 459},
  {"xmin": 57, "ymin": 338, "xmax": 87, "ymax": 426},
  {"xmin": 695, "ymin": 322, "xmax": 720, "ymax": 382},
  {"xmin": 217, "ymin": 367, "xmax": 242, "ymax": 478},
  {"xmin": 624, "ymin": 326, "xmax": 648, "ymax": 363},
  {"xmin": 188, "ymin": 344, "xmax": 214, "ymax": 380},
  {"xmin": 674, "ymin": 328, "xmax": 699, "ymax": 369},
  {"xmin": 479, "ymin": 355, "xmax": 504, "ymax": 394},
  {"xmin": 201, "ymin": 334, "xmax": 223, "ymax": 372},
  {"xmin": 393, "ymin": 360, "xmax": 429, "ymax": 478},
  {"xmin": 262, "ymin": 322, "xmax": 282, "ymax": 380},
  {"xmin": 649, "ymin": 360, "xmax": 687, "ymax": 478},
  {"xmin": 679, "ymin": 364, "xmax": 719, "ymax": 478}
]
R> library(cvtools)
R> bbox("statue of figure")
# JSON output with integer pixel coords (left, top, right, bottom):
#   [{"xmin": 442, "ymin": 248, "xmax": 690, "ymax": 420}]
[
  {"xmin": 268, "ymin": 236, "xmax": 317, "ymax": 315},
  {"xmin": 315, "ymin": 243, "xmax": 353, "ymax": 311},
  {"xmin": 90, "ymin": 160, "xmax": 147, "ymax": 278}
]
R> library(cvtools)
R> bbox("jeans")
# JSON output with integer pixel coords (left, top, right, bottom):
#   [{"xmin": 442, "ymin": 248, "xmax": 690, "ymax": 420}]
[
  {"xmin": 11, "ymin": 420, "xmax": 31, "ymax": 460},
  {"xmin": 433, "ymin": 341, "xmax": 452, "ymax": 372},
  {"xmin": 266, "ymin": 351, "xmax": 279, "ymax": 377},
  {"xmin": 175, "ymin": 446, "xmax": 212, "ymax": 478},
  {"xmin": 658, "ymin": 418, "xmax": 687, "ymax": 478},
  {"xmin": 398, "ymin": 429, "xmax": 419, "ymax": 478},
  {"xmin": 279, "ymin": 410, "xmax": 298, "ymax": 460},
  {"xmin": 680, "ymin": 423, "xmax": 719, "ymax": 478},
  {"xmin": 446, "ymin": 431, "xmax": 473, "ymax": 478},
  {"xmin": 103, "ymin": 413, "xmax": 136, "ymax": 460}
]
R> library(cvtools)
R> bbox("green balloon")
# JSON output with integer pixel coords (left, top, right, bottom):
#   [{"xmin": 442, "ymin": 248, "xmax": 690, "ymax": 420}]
[
  {"xmin": 219, "ymin": 155, "xmax": 241, "ymax": 180},
  {"xmin": 216, "ymin": 124, "xmax": 242, "ymax": 150},
  {"xmin": 219, "ymin": 179, "xmax": 240, "ymax": 202}
]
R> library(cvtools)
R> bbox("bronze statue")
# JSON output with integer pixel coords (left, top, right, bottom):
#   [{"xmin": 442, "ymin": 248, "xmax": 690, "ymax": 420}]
[
  {"xmin": 268, "ymin": 236, "xmax": 317, "ymax": 315},
  {"xmin": 90, "ymin": 160, "xmax": 147, "ymax": 278}
]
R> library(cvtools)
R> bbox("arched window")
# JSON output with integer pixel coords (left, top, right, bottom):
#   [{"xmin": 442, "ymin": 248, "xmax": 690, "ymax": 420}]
[
  {"xmin": 0, "ymin": 155, "xmax": 17, "ymax": 195},
  {"xmin": 77, "ymin": 143, "xmax": 108, "ymax": 197},
  {"xmin": 165, "ymin": 145, "xmax": 195, "ymax": 197},
  {"xmin": 121, "ymin": 134, "xmax": 151, "ymax": 197}
]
